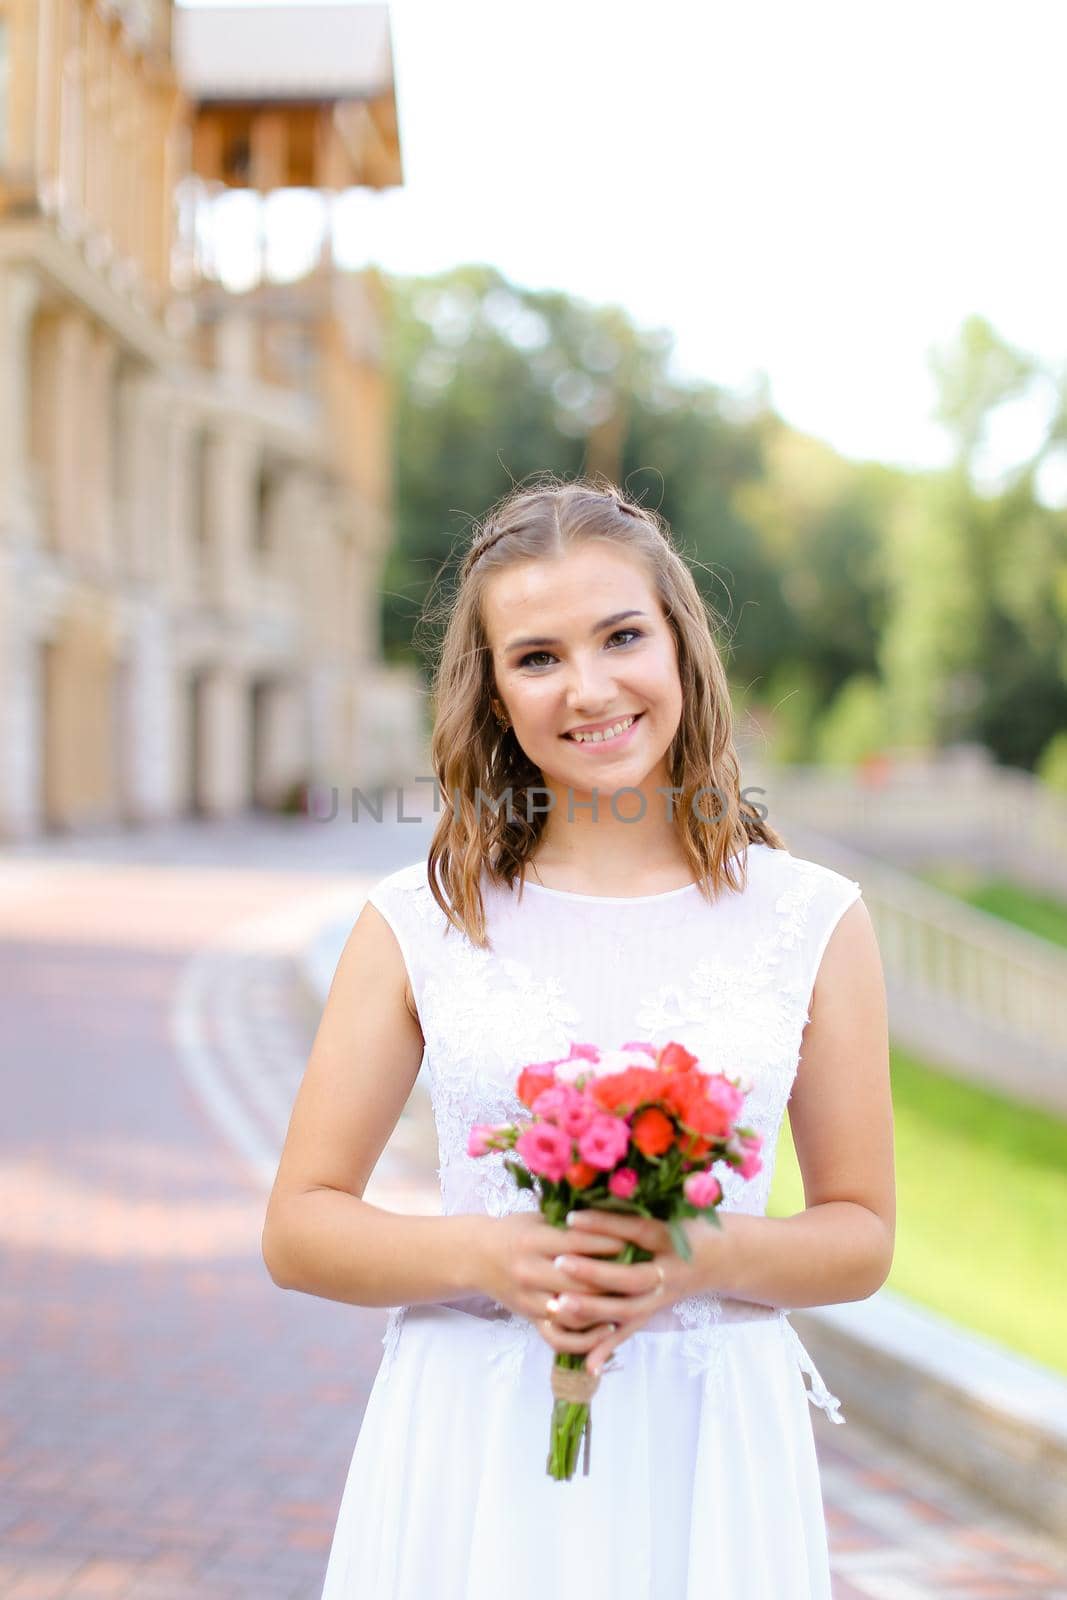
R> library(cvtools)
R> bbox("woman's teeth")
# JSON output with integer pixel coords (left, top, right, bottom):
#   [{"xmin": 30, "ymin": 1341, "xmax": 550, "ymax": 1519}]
[{"xmin": 567, "ymin": 714, "xmax": 637, "ymax": 744}]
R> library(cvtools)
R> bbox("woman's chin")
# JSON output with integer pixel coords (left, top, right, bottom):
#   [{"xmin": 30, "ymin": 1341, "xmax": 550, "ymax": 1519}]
[{"xmin": 539, "ymin": 754, "xmax": 665, "ymax": 798}]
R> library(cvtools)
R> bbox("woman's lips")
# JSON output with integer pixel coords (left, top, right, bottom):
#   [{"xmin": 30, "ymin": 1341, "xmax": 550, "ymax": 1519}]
[{"xmin": 562, "ymin": 711, "xmax": 644, "ymax": 748}]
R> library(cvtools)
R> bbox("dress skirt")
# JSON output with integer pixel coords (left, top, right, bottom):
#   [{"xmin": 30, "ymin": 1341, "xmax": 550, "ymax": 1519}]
[{"xmin": 319, "ymin": 1297, "xmax": 840, "ymax": 1600}]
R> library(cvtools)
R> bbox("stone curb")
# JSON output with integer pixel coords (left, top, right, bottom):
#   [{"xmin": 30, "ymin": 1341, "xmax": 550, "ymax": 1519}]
[{"xmin": 791, "ymin": 1297, "xmax": 1067, "ymax": 1541}]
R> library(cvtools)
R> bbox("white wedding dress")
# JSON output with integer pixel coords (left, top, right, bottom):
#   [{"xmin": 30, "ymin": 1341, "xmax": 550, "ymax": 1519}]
[{"xmin": 319, "ymin": 840, "xmax": 862, "ymax": 1599}]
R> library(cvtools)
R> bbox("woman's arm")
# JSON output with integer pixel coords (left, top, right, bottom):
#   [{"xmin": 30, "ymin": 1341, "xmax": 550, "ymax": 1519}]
[
  {"xmin": 265, "ymin": 1190, "xmax": 485, "ymax": 1309},
  {"xmin": 261, "ymin": 899, "xmax": 484, "ymax": 1308},
  {"xmin": 693, "ymin": 896, "xmax": 896, "ymax": 1308}
]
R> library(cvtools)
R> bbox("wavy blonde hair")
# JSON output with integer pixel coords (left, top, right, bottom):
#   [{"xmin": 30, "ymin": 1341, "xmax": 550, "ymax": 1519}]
[{"xmin": 419, "ymin": 471, "xmax": 787, "ymax": 947}]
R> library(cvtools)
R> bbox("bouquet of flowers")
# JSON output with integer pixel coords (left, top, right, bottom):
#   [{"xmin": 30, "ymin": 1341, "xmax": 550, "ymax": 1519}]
[{"xmin": 467, "ymin": 1039, "xmax": 763, "ymax": 1481}]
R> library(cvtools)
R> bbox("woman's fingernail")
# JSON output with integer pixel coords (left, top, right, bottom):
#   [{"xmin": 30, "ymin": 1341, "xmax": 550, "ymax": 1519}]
[
  {"xmin": 588, "ymin": 1362, "xmax": 600, "ymax": 1376},
  {"xmin": 565, "ymin": 1212, "xmax": 579, "ymax": 1225}
]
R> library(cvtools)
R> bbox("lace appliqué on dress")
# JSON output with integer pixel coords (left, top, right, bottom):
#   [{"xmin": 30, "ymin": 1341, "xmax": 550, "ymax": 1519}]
[
  {"xmin": 407, "ymin": 874, "xmax": 584, "ymax": 1219},
  {"xmin": 673, "ymin": 1289, "xmax": 728, "ymax": 1392},
  {"xmin": 632, "ymin": 856, "xmax": 830, "ymax": 1389},
  {"xmin": 379, "ymin": 1302, "xmax": 535, "ymax": 1388},
  {"xmin": 781, "ymin": 1317, "xmax": 846, "ymax": 1424},
  {"xmin": 484, "ymin": 1315, "xmax": 535, "ymax": 1383},
  {"xmin": 375, "ymin": 853, "xmax": 848, "ymax": 1419},
  {"xmin": 375, "ymin": 869, "xmax": 582, "ymax": 1390},
  {"xmin": 380, "ymin": 1305, "xmax": 407, "ymax": 1384}
]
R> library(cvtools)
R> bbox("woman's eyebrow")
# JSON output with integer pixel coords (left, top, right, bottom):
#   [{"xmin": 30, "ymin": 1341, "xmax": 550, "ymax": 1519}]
[{"xmin": 504, "ymin": 610, "xmax": 649, "ymax": 654}]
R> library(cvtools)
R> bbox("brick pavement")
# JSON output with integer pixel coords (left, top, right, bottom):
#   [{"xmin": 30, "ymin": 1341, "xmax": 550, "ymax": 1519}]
[{"xmin": 1, "ymin": 817, "xmax": 1066, "ymax": 1599}]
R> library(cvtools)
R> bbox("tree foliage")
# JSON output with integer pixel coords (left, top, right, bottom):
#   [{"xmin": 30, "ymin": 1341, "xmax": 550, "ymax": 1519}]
[{"xmin": 377, "ymin": 269, "xmax": 1067, "ymax": 773}]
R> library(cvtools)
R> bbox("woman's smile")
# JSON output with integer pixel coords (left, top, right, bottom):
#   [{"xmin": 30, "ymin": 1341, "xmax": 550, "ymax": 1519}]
[{"xmin": 562, "ymin": 711, "xmax": 645, "ymax": 749}]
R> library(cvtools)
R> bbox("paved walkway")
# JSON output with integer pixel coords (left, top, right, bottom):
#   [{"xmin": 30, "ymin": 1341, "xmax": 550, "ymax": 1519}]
[{"xmin": 1, "ymin": 816, "xmax": 1065, "ymax": 1599}]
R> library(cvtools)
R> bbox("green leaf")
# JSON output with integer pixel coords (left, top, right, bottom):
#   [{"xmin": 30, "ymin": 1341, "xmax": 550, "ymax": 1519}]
[{"xmin": 668, "ymin": 1217, "xmax": 693, "ymax": 1261}]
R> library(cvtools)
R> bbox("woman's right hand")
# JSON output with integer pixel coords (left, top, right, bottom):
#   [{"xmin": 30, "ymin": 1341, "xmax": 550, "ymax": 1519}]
[{"xmin": 475, "ymin": 1211, "xmax": 627, "ymax": 1357}]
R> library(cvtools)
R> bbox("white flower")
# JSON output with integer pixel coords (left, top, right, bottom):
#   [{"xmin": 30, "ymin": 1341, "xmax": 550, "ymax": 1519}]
[{"xmin": 556, "ymin": 1047, "xmax": 656, "ymax": 1083}]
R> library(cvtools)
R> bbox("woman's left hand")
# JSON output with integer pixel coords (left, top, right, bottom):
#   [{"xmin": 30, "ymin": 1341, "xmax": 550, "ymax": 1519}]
[{"xmin": 548, "ymin": 1208, "xmax": 705, "ymax": 1376}]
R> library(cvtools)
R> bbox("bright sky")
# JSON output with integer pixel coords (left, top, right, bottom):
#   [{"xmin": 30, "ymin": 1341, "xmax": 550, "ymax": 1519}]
[{"xmin": 181, "ymin": 0, "xmax": 1067, "ymax": 501}]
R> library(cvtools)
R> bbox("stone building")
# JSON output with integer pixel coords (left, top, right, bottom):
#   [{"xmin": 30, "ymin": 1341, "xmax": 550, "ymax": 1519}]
[{"xmin": 0, "ymin": 0, "xmax": 423, "ymax": 839}]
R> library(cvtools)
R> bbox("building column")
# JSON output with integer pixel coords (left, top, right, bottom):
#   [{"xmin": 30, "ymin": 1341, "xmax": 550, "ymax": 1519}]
[
  {"xmin": 40, "ymin": 602, "xmax": 122, "ymax": 831},
  {"xmin": 196, "ymin": 664, "xmax": 249, "ymax": 816},
  {"xmin": 166, "ymin": 410, "xmax": 201, "ymax": 604},
  {"xmin": 122, "ymin": 596, "xmax": 174, "ymax": 824},
  {"xmin": 36, "ymin": 0, "xmax": 64, "ymax": 211},
  {"xmin": 58, "ymin": 0, "xmax": 87, "ymax": 223},
  {"xmin": 82, "ymin": 2, "xmax": 108, "ymax": 264},
  {"xmin": 51, "ymin": 309, "xmax": 92, "ymax": 566},
  {"xmin": 84, "ymin": 325, "xmax": 118, "ymax": 574},
  {"xmin": 205, "ymin": 421, "xmax": 259, "ymax": 609},
  {"xmin": 250, "ymin": 677, "xmax": 306, "ymax": 807},
  {"xmin": 147, "ymin": 82, "xmax": 181, "ymax": 300},
  {"xmin": 0, "ymin": 551, "xmax": 42, "ymax": 839},
  {"xmin": 305, "ymin": 664, "xmax": 339, "ymax": 783},
  {"xmin": 115, "ymin": 369, "xmax": 164, "ymax": 584},
  {"xmin": 0, "ymin": 266, "xmax": 42, "ymax": 545},
  {"xmin": 0, "ymin": 268, "xmax": 56, "ymax": 838},
  {"xmin": 4, "ymin": 0, "xmax": 40, "ymax": 189}
]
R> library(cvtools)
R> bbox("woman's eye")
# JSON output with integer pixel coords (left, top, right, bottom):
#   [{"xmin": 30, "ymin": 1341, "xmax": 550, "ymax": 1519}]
[{"xmin": 518, "ymin": 629, "xmax": 642, "ymax": 670}]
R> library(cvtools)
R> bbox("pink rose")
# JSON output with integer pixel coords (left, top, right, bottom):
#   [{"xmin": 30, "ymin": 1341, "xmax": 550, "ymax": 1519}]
[
  {"xmin": 737, "ymin": 1133, "xmax": 763, "ymax": 1180},
  {"xmin": 516, "ymin": 1121, "xmax": 573, "ymax": 1183},
  {"xmin": 704, "ymin": 1074, "xmax": 745, "ymax": 1120},
  {"xmin": 576, "ymin": 1112, "xmax": 631, "ymax": 1171},
  {"xmin": 556, "ymin": 1090, "xmax": 597, "ymax": 1139},
  {"xmin": 531, "ymin": 1085, "xmax": 577, "ymax": 1122},
  {"xmin": 727, "ymin": 1131, "xmax": 763, "ymax": 1180},
  {"xmin": 565, "ymin": 1042, "xmax": 601, "ymax": 1062},
  {"xmin": 608, "ymin": 1166, "xmax": 639, "ymax": 1198},
  {"xmin": 467, "ymin": 1123, "xmax": 502, "ymax": 1157},
  {"xmin": 684, "ymin": 1169, "xmax": 722, "ymax": 1208}
]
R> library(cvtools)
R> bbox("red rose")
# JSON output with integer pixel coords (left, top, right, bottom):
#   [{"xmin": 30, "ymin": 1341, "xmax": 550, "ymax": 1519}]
[
  {"xmin": 566, "ymin": 1159, "xmax": 599, "ymax": 1189},
  {"xmin": 590, "ymin": 1067, "xmax": 667, "ymax": 1116},
  {"xmin": 661, "ymin": 1075, "xmax": 704, "ymax": 1121},
  {"xmin": 657, "ymin": 1041, "xmax": 699, "ymax": 1074},
  {"xmin": 518, "ymin": 1066, "xmax": 558, "ymax": 1109},
  {"xmin": 689, "ymin": 1097, "xmax": 733, "ymax": 1140},
  {"xmin": 631, "ymin": 1106, "xmax": 676, "ymax": 1158},
  {"xmin": 677, "ymin": 1128, "xmax": 714, "ymax": 1161}
]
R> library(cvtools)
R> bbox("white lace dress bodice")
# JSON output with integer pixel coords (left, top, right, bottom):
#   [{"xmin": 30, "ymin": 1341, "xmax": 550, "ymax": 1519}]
[{"xmin": 365, "ymin": 841, "xmax": 862, "ymax": 1417}]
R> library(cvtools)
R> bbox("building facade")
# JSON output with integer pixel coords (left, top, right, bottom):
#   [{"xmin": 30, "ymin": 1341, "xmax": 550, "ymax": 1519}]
[{"xmin": 0, "ymin": 0, "xmax": 423, "ymax": 839}]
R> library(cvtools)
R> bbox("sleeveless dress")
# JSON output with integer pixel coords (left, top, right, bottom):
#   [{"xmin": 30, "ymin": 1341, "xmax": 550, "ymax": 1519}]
[{"xmin": 319, "ymin": 841, "xmax": 863, "ymax": 1600}]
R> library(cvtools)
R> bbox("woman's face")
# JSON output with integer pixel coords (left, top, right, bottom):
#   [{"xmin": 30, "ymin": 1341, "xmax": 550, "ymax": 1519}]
[{"xmin": 483, "ymin": 543, "xmax": 684, "ymax": 792}]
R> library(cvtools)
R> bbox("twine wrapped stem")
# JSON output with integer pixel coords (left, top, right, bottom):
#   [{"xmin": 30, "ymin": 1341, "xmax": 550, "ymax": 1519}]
[{"xmin": 548, "ymin": 1359, "xmax": 601, "ymax": 1477}]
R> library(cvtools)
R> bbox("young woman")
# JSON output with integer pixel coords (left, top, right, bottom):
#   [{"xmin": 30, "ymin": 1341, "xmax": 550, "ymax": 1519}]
[{"xmin": 263, "ymin": 475, "xmax": 895, "ymax": 1599}]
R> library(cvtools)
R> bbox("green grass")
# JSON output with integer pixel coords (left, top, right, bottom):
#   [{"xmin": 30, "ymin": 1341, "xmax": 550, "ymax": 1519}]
[
  {"xmin": 918, "ymin": 866, "xmax": 1067, "ymax": 950},
  {"xmin": 767, "ymin": 1043, "xmax": 1067, "ymax": 1376}
]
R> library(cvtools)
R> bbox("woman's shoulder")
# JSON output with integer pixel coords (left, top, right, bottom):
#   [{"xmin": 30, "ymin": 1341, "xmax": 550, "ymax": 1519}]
[
  {"xmin": 364, "ymin": 857, "xmax": 439, "ymax": 922},
  {"xmin": 750, "ymin": 840, "xmax": 864, "ymax": 922},
  {"xmin": 368, "ymin": 857, "xmax": 432, "ymax": 895}
]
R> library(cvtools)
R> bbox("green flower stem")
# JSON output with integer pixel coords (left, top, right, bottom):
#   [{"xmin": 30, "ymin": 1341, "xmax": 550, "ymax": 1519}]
[{"xmin": 547, "ymin": 1392, "xmax": 590, "ymax": 1480}]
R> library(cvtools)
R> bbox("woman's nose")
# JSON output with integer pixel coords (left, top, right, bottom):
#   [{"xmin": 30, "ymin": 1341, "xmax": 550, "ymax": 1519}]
[{"xmin": 566, "ymin": 660, "xmax": 618, "ymax": 709}]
